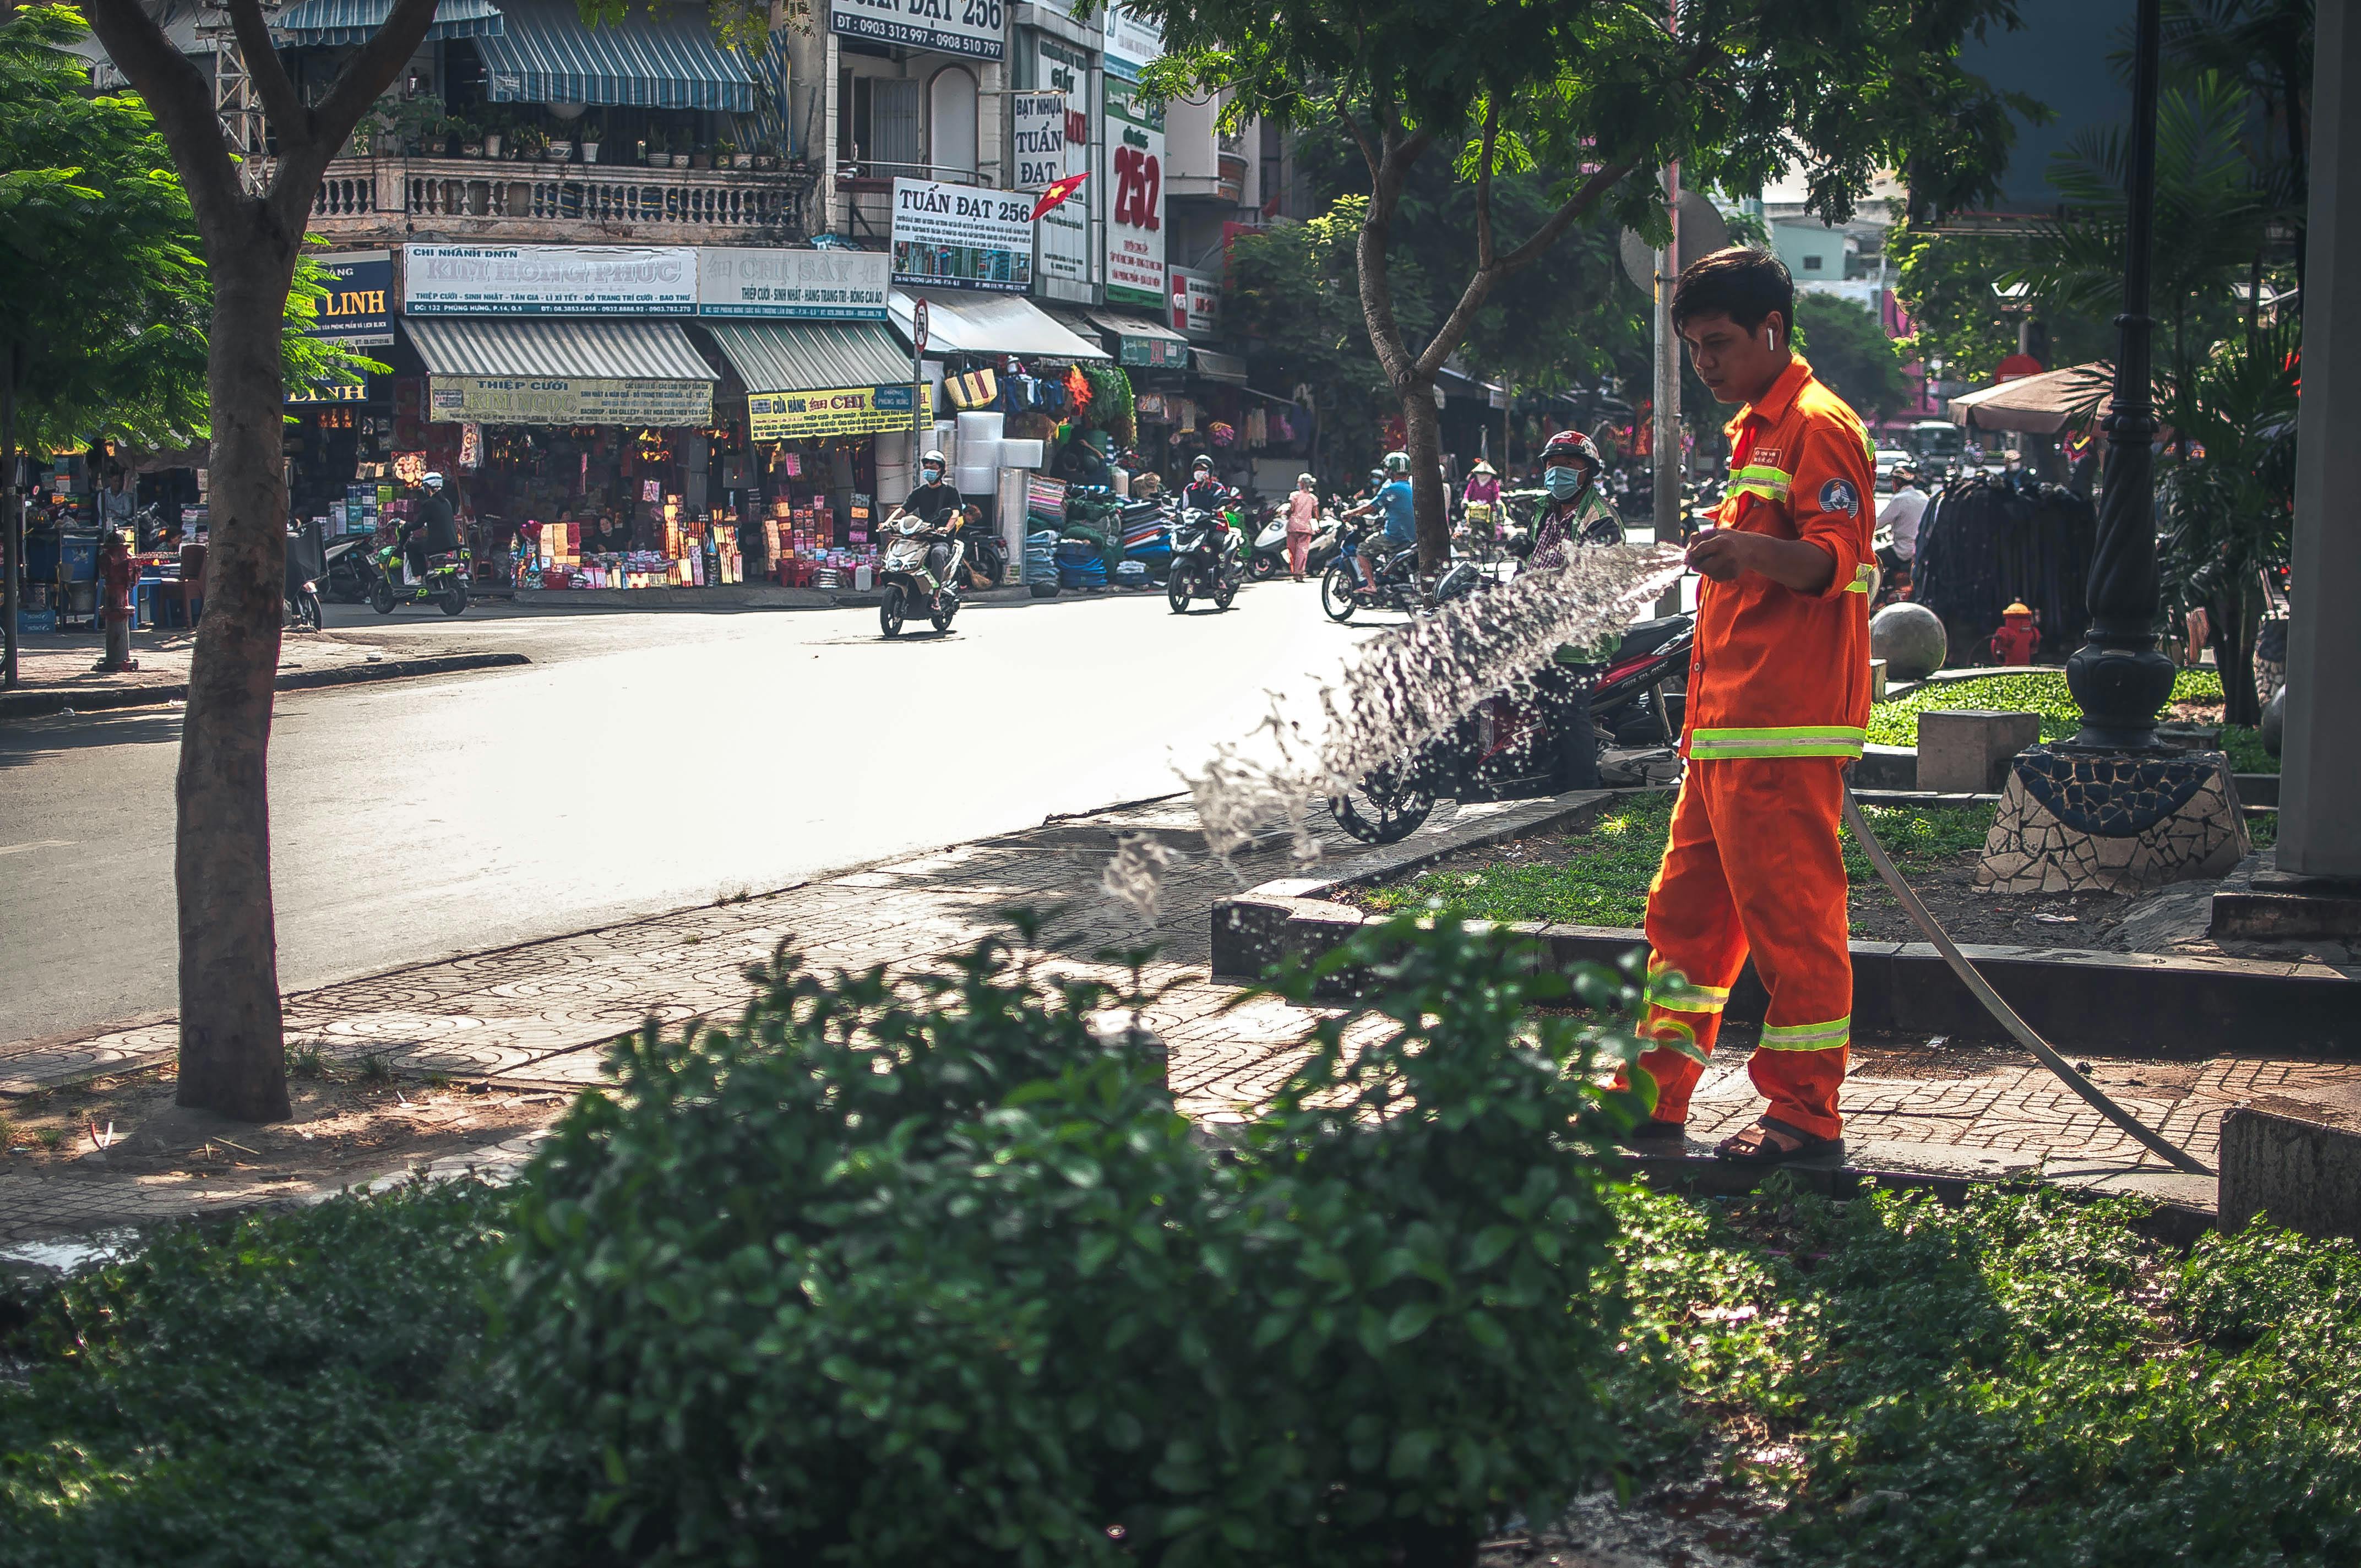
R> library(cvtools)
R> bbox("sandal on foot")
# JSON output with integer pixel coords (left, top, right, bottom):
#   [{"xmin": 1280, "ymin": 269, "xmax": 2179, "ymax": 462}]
[
  {"xmin": 1615, "ymin": 1118, "xmax": 1689, "ymax": 1152},
  {"xmin": 1713, "ymin": 1116, "xmax": 1845, "ymax": 1168}
]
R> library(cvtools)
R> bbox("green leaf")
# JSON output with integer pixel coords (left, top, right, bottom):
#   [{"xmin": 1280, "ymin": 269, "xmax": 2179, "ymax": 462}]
[{"xmin": 1386, "ymin": 1302, "xmax": 1439, "ymax": 1344}]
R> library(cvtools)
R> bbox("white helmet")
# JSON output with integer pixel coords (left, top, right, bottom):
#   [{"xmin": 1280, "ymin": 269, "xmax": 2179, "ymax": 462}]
[{"xmin": 422, "ymin": 472, "xmax": 445, "ymax": 492}]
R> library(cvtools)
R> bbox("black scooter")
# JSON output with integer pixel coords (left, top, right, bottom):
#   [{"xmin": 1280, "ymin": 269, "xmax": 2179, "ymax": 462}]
[
  {"xmin": 1329, "ymin": 613, "xmax": 1696, "ymax": 844},
  {"xmin": 1166, "ymin": 507, "xmax": 1245, "ymax": 613}
]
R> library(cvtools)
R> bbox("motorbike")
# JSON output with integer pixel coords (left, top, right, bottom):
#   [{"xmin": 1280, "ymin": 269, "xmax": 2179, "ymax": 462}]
[
  {"xmin": 1319, "ymin": 515, "xmax": 1487, "ymax": 621},
  {"xmin": 1329, "ymin": 612, "xmax": 1697, "ymax": 845},
  {"xmin": 959, "ymin": 505, "xmax": 1007, "ymax": 588},
  {"xmin": 877, "ymin": 513, "xmax": 964, "ymax": 636},
  {"xmin": 1166, "ymin": 507, "xmax": 1245, "ymax": 613},
  {"xmin": 364, "ymin": 537, "xmax": 470, "ymax": 616},
  {"xmin": 282, "ymin": 522, "xmax": 325, "ymax": 631},
  {"xmin": 1248, "ymin": 505, "xmax": 1293, "ymax": 581}
]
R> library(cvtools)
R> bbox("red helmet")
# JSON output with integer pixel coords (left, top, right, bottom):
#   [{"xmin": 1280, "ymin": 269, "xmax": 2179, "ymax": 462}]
[{"xmin": 1539, "ymin": 431, "xmax": 1602, "ymax": 475}]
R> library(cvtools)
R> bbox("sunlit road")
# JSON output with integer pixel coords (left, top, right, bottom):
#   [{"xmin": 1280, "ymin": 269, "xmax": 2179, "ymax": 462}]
[{"xmin": 0, "ymin": 586, "xmax": 1385, "ymax": 1046}]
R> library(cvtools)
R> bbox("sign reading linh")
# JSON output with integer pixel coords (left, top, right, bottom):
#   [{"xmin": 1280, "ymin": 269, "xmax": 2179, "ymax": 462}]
[
  {"xmin": 429, "ymin": 376, "xmax": 713, "ymax": 426},
  {"xmin": 829, "ymin": 0, "xmax": 1003, "ymax": 61},
  {"xmin": 890, "ymin": 178, "xmax": 1033, "ymax": 294},
  {"xmin": 698, "ymin": 248, "xmax": 889, "ymax": 318},
  {"xmin": 405, "ymin": 246, "xmax": 696, "ymax": 315},
  {"xmin": 311, "ymin": 251, "xmax": 393, "ymax": 346},
  {"xmin": 748, "ymin": 383, "xmax": 934, "ymax": 440}
]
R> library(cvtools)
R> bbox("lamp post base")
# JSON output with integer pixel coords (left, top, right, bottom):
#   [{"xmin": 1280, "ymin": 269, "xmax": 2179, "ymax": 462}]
[
  {"xmin": 1976, "ymin": 745, "xmax": 2249, "ymax": 896},
  {"xmin": 2061, "ymin": 641, "xmax": 2178, "ymax": 752}
]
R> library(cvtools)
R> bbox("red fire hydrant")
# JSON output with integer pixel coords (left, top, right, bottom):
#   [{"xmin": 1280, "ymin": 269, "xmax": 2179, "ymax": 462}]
[
  {"xmin": 95, "ymin": 529, "xmax": 139, "ymax": 673},
  {"xmin": 1987, "ymin": 601, "xmax": 2042, "ymax": 668}
]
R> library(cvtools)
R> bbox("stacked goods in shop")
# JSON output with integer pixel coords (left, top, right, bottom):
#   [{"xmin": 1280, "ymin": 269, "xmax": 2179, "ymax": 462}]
[{"xmin": 1025, "ymin": 529, "xmax": 1059, "ymax": 586}]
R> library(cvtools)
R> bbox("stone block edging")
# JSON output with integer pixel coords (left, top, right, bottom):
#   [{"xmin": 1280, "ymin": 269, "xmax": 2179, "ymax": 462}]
[
  {"xmin": 0, "ymin": 652, "xmax": 531, "ymax": 722},
  {"xmin": 1210, "ymin": 790, "xmax": 2360, "ymax": 1057}
]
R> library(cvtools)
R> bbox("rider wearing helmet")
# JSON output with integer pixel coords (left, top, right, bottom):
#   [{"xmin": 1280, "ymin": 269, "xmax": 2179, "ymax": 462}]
[
  {"xmin": 1181, "ymin": 453, "xmax": 1229, "ymax": 515},
  {"xmin": 893, "ymin": 449, "xmax": 964, "ymax": 529},
  {"xmin": 1524, "ymin": 431, "xmax": 1622, "ymax": 570},
  {"xmin": 404, "ymin": 470, "xmax": 459, "ymax": 581}
]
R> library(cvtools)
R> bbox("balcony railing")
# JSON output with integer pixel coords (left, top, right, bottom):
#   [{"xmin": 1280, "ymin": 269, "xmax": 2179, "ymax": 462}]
[{"xmin": 307, "ymin": 156, "xmax": 817, "ymax": 244}]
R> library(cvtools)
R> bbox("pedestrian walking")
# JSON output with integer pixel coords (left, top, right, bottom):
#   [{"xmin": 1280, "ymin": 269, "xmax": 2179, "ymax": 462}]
[{"xmin": 1285, "ymin": 473, "xmax": 1320, "ymax": 581}]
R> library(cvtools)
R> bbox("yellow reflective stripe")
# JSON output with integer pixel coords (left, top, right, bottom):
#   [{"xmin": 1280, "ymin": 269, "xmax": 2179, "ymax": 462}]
[
  {"xmin": 1843, "ymin": 562, "xmax": 1874, "ymax": 594},
  {"xmin": 1645, "ymin": 955, "xmax": 1731, "ymax": 1014},
  {"xmin": 1761, "ymin": 1016, "xmax": 1851, "ymax": 1050},
  {"xmin": 1688, "ymin": 725, "xmax": 1867, "ymax": 761}
]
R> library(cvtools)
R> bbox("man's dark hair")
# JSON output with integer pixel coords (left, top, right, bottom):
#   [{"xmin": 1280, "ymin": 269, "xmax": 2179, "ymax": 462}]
[{"xmin": 1671, "ymin": 247, "xmax": 1796, "ymax": 338}]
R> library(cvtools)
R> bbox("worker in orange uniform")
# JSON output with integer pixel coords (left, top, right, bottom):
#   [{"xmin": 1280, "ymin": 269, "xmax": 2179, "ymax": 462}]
[{"xmin": 1623, "ymin": 248, "xmax": 1876, "ymax": 1167}]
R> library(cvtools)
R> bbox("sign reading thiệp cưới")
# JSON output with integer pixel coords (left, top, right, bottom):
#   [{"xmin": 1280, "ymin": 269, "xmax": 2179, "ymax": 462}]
[
  {"xmin": 404, "ymin": 246, "xmax": 697, "ymax": 314},
  {"xmin": 697, "ymin": 248, "xmax": 890, "ymax": 318},
  {"xmin": 889, "ymin": 178, "xmax": 1033, "ymax": 295},
  {"xmin": 428, "ymin": 375, "xmax": 713, "ymax": 426}
]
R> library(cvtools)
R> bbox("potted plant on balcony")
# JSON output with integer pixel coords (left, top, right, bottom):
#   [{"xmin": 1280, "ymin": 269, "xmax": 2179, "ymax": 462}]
[
  {"xmin": 688, "ymin": 140, "xmax": 711, "ymax": 170},
  {"xmin": 517, "ymin": 123, "xmax": 548, "ymax": 162},
  {"xmin": 548, "ymin": 132, "xmax": 574, "ymax": 162},
  {"xmin": 753, "ymin": 143, "xmax": 777, "ymax": 171},
  {"xmin": 482, "ymin": 109, "xmax": 505, "ymax": 160},
  {"xmin": 581, "ymin": 119, "xmax": 603, "ymax": 165},
  {"xmin": 458, "ymin": 118, "xmax": 484, "ymax": 158}
]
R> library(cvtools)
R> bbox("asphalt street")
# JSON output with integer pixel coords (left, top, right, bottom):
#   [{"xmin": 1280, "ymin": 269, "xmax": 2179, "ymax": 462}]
[{"xmin": 0, "ymin": 585, "xmax": 1386, "ymax": 1046}]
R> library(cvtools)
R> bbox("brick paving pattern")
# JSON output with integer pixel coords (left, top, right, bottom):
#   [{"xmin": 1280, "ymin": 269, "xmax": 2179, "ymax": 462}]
[{"xmin": 6, "ymin": 792, "xmax": 2353, "ymax": 1245}]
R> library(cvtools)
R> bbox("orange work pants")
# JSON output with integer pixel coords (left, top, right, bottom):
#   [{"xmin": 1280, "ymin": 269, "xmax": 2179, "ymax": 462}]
[{"xmin": 1633, "ymin": 756, "xmax": 1853, "ymax": 1140}]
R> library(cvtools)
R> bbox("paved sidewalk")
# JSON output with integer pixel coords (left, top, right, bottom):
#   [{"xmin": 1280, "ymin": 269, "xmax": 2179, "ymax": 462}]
[{"xmin": 5, "ymin": 791, "xmax": 2354, "ymax": 1243}]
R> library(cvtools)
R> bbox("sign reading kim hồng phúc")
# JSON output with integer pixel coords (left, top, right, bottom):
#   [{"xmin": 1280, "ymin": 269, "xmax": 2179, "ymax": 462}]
[
  {"xmin": 428, "ymin": 375, "xmax": 713, "ymax": 426},
  {"xmin": 746, "ymin": 383, "xmax": 933, "ymax": 440}
]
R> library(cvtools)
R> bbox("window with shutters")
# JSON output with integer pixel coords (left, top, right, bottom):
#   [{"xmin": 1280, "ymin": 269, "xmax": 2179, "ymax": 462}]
[{"xmin": 871, "ymin": 78, "xmax": 922, "ymax": 171}]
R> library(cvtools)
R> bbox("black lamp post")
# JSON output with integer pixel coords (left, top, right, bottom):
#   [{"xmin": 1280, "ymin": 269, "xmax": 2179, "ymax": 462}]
[{"xmin": 2064, "ymin": 0, "xmax": 2175, "ymax": 750}]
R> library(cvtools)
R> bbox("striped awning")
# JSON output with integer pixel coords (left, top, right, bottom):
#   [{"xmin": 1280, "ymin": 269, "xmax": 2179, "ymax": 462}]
[
  {"xmin": 402, "ymin": 317, "xmax": 716, "ymax": 382},
  {"xmin": 888, "ymin": 290, "xmax": 1109, "ymax": 362},
  {"xmin": 275, "ymin": 0, "xmax": 505, "ymax": 46},
  {"xmin": 700, "ymin": 322, "xmax": 912, "ymax": 394},
  {"xmin": 476, "ymin": 0, "xmax": 754, "ymax": 111}
]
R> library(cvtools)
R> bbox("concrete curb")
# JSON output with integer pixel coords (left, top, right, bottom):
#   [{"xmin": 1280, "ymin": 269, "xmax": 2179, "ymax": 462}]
[
  {"xmin": 0, "ymin": 652, "xmax": 531, "ymax": 721},
  {"xmin": 1209, "ymin": 792, "xmax": 2361, "ymax": 1057}
]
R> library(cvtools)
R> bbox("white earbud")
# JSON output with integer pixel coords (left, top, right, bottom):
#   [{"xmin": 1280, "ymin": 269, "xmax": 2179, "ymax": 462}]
[{"xmin": 1763, "ymin": 325, "xmax": 1775, "ymax": 351}]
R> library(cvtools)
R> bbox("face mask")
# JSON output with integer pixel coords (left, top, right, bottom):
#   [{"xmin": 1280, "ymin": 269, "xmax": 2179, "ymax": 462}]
[
  {"xmin": 1544, "ymin": 466, "xmax": 1586, "ymax": 500},
  {"xmin": 923, "ymin": 467, "xmax": 943, "ymax": 483}
]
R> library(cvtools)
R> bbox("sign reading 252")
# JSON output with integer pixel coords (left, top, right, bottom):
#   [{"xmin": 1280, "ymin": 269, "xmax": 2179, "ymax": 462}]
[{"xmin": 1111, "ymin": 146, "xmax": 1161, "ymax": 229}]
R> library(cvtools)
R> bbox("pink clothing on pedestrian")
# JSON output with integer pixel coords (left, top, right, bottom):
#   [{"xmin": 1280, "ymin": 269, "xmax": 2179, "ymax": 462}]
[
  {"xmin": 1287, "ymin": 489, "xmax": 1320, "ymax": 532},
  {"xmin": 1462, "ymin": 473, "xmax": 1502, "ymax": 505}
]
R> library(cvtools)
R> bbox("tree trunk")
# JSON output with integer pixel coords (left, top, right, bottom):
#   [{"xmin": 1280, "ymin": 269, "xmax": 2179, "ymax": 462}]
[
  {"xmin": 1399, "ymin": 380, "xmax": 1449, "ymax": 574},
  {"xmin": 173, "ymin": 248, "xmax": 296, "ymax": 1122},
  {"xmin": 2208, "ymin": 576, "xmax": 2264, "ymax": 729},
  {"xmin": 3, "ymin": 349, "xmax": 18, "ymax": 689}
]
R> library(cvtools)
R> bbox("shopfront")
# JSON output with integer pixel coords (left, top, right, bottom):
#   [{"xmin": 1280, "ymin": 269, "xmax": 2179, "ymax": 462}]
[
  {"xmin": 397, "ymin": 312, "xmax": 727, "ymax": 592},
  {"xmin": 698, "ymin": 318, "xmax": 922, "ymax": 587},
  {"xmin": 289, "ymin": 249, "xmax": 398, "ymax": 543}
]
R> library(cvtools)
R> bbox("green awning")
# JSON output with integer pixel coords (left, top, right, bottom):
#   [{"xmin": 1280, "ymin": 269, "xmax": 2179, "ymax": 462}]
[
  {"xmin": 476, "ymin": 0, "xmax": 753, "ymax": 111},
  {"xmin": 275, "ymin": 0, "xmax": 505, "ymax": 46},
  {"xmin": 699, "ymin": 322, "xmax": 912, "ymax": 394}
]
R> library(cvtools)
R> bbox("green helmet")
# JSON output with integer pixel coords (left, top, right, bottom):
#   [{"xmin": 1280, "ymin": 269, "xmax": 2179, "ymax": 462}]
[{"xmin": 1383, "ymin": 451, "xmax": 1411, "ymax": 474}]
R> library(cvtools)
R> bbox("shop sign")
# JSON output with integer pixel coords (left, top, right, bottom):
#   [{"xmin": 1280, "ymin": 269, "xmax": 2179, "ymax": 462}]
[
  {"xmin": 1026, "ymin": 34, "xmax": 1094, "ymax": 303},
  {"xmin": 1169, "ymin": 266, "xmax": 1221, "ymax": 338},
  {"xmin": 427, "ymin": 375, "xmax": 714, "ymax": 426},
  {"xmin": 889, "ymin": 178, "xmax": 1034, "ymax": 295},
  {"xmin": 829, "ymin": 0, "xmax": 1004, "ymax": 62},
  {"xmin": 746, "ymin": 383, "xmax": 934, "ymax": 440},
  {"xmin": 404, "ymin": 245, "xmax": 697, "ymax": 315},
  {"xmin": 1101, "ymin": 3, "xmax": 1161, "ymax": 81},
  {"xmin": 1117, "ymin": 336, "xmax": 1182, "ymax": 369},
  {"xmin": 1101, "ymin": 78, "xmax": 1165, "ymax": 310},
  {"xmin": 286, "ymin": 380, "xmax": 373, "ymax": 404},
  {"xmin": 310, "ymin": 250, "xmax": 393, "ymax": 346},
  {"xmin": 697, "ymin": 248, "xmax": 889, "ymax": 319}
]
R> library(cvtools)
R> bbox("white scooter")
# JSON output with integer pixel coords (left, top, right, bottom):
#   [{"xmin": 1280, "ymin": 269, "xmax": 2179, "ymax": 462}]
[
  {"xmin": 1248, "ymin": 509, "xmax": 1292, "ymax": 581},
  {"xmin": 877, "ymin": 513, "xmax": 965, "ymax": 637}
]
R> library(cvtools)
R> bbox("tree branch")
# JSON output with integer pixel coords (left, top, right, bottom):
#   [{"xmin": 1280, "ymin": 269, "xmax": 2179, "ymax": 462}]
[
  {"xmin": 1412, "ymin": 156, "xmax": 1635, "ymax": 381},
  {"xmin": 1473, "ymin": 100, "xmax": 1499, "ymax": 273},
  {"xmin": 225, "ymin": 0, "xmax": 309, "ymax": 147},
  {"xmin": 1335, "ymin": 104, "xmax": 1381, "ymax": 185},
  {"xmin": 78, "ymin": 0, "xmax": 241, "ymax": 224},
  {"xmin": 1357, "ymin": 128, "xmax": 1435, "ymax": 392},
  {"xmin": 275, "ymin": 0, "xmax": 442, "ymax": 237}
]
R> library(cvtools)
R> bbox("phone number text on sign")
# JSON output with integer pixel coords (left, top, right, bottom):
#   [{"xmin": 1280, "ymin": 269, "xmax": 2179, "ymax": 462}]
[{"xmin": 829, "ymin": 0, "xmax": 1004, "ymax": 61}]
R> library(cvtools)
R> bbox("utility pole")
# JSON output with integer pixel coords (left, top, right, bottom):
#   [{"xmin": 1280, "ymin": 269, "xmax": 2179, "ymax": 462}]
[{"xmin": 1652, "ymin": 162, "xmax": 1682, "ymax": 617}]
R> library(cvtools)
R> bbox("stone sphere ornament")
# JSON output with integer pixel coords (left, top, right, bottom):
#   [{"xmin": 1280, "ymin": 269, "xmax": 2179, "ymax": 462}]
[
  {"xmin": 1871, "ymin": 602, "xmax": 1947, "ymax": 681},
  {"xmin": 2262, "ymin": 683, "xmax": 2285, "ymax": 757}
]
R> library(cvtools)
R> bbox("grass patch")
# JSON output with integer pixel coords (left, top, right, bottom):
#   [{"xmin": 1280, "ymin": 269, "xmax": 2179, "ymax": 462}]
[
  {"xmin": 1611, "ymin": 1180, "xmax": 2361, "ymax": 1565},
  {"xmin": 1362, "ymin": 796, "xmax": 1995, "ymax": 931},
  {"xmin": 1867, "ymin": 667, "xmax": 2227, "ymax": 748}
]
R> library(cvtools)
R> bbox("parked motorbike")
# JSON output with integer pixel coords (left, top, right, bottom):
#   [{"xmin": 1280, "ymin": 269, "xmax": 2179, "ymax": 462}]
[
  {"xmin": 363, "ymin": 540, "xmax": 469, "ymax": 616},
  {"xmin": 1329, "ymin": 612, "xmax": 1697, "ymax": 845},
  {"xmin": 960, "ymin": 505, "xmax": 1007, "ymax": 588},
  {"xmin": 1166, "ymin": 507, "xmax": 1245, "ymax": 613},
  {"xmin": 1248, "ymin": 507, "xmax": 1293, "ymax": 581},
  {"xmin": 877, "ymin": 514, "xmax": 964, "ymax": 636}
]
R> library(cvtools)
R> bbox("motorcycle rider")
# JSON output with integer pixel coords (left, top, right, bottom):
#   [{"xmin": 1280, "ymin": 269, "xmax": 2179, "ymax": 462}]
[
  {"xmin": 888, "ymin": 450, "xmax": 964, "ymax": 607},
  {"xmin": 1522, "ymin": 432, "xmax": 1623, "ymax": 570},
  {"xmin": 1180, "ymin": 454, "xmax": 1230, "ymax": 515},
  {"xmin": 402, "ymin": 472, "xmax": 459, "ymax": 582},
  {"xmin": 1342, "ymin": 451, "xmax": 1417, "ymax": 595}
]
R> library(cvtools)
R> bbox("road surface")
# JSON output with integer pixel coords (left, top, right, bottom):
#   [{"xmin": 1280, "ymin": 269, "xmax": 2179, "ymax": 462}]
[{"xmin": 0, "ymin": 586, "xmax": 1386, "ymax": 1046}]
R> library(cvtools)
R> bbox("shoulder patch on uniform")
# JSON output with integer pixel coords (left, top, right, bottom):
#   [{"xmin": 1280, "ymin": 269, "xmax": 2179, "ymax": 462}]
[{"xmin": 1818, "ymin": 477, "xmax": 1860, "ymax": 516}]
